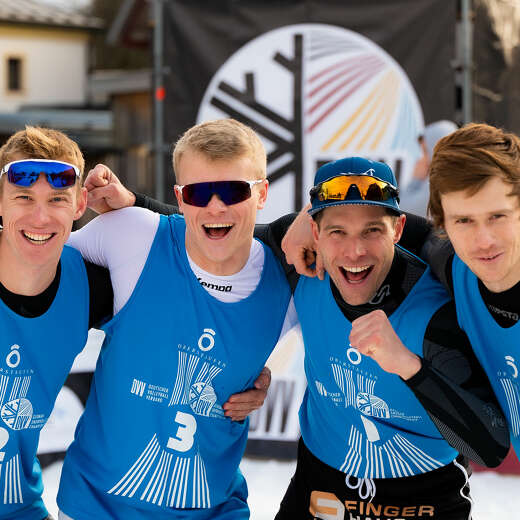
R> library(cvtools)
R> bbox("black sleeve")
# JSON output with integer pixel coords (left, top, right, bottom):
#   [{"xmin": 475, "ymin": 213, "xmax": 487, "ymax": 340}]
[
  {"xmin": 85, "ymin": 260, "xmax": 114, "ymax": 329},
  {"xmin": 133, "ymin": 192, "xmax": 179, "ymax": 215},
  {"xmin": 406, "ymin": 301, "xmax": 510, "ymax": 467},
  {"xmin": 397, "ymin": 212, "xmax": 433, "ymax": 257},
  {"xmin": 421, "ymin": 234, "xmax": 455, "ymax": 294},
  {"xmin": 254, "ymin": 213, "xmax": 299, "ymax": 291}
]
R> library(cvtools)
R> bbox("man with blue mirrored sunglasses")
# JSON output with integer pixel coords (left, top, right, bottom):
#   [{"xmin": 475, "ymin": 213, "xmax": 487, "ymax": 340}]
[{"xmin": 0, "ymin": 127, "xmax": 108, "ymax": 520}]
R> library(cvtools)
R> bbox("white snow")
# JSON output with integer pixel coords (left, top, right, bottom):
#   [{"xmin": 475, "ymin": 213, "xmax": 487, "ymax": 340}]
[{"xmin": 42, "ymin": 458, "xmax": 520, "ymax": 519}]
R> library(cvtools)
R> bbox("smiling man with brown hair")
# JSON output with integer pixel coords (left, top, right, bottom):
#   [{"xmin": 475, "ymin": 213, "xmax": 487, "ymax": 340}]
[{"xmin": 426, "ymin": 123, "xmax": 520, "ymax": 461}]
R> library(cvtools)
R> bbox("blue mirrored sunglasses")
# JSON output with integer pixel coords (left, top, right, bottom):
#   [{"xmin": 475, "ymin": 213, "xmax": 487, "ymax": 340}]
[{"xmin": 0, "ymin": 159, "xmax": 80, "ymax": 189}]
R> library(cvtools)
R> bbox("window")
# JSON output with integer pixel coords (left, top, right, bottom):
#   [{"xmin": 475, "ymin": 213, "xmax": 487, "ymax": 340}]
[{"xmin": 7, "ymin": 57, "xmax": 22, "ymax": 92}]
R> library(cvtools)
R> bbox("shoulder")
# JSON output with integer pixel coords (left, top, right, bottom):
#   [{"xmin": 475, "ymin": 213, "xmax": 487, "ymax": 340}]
[{"xmin": 97, "ymin": 206, "xmax": 160, "ymax": 231}]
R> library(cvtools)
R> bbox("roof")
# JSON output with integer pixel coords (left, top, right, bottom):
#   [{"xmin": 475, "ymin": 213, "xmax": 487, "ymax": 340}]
[{"xmin": 0, "ymin": 0, "xmax": 103, "ymax": 30}]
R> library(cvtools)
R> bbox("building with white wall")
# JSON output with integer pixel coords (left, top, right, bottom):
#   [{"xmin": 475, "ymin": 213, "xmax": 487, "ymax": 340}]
[{"xmin": 0, "ymin": 0, "xmax": 102, "ymax": 112}]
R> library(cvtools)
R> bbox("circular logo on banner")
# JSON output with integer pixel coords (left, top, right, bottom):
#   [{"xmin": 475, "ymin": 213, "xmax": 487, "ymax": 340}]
[{"xmin": 198, "ymin": 23, "xmax": 424, "ymax": 221}]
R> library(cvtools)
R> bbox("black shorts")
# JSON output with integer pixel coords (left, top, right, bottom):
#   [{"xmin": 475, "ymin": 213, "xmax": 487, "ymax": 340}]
[{"xmin": 275, "ymin": 439, "xmax": 473, "ymax": 520}]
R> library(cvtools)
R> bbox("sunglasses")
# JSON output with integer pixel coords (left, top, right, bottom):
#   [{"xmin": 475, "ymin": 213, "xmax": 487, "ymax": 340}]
[
  {"xmin": 0, "ymin": 159, "xmax": 80, "ymax": 189},
  {"xmin": 175, "ymin": 179, "xmax": 264, "ymax": 207},
  {"xmin": 310, "ymin": 174, "xmax": 399, "ymax": 203}
]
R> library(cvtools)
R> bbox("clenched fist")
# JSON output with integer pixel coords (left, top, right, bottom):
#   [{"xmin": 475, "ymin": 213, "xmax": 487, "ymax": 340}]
[
  {"xmin": 85, "ymin": 164, "xmax": 136, "ymax": 214},
  {"xmin": 349, "ymin": 309, "xmax": 422, "ymax": 380}
]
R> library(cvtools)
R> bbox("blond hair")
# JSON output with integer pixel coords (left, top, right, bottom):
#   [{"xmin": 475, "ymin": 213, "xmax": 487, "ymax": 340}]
[
  {"xmin": 173, "ymin": 119, "xmax": 266, "ymax": 182},
  {"xmin": 0, "ymin": 126, "xmax": 85, "ymax": 185}
]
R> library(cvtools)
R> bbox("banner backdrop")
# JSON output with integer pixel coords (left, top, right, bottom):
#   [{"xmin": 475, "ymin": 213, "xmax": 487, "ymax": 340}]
[{"xmin": 163, "ymin": 0, "xmax": 456, "ymax": 220}]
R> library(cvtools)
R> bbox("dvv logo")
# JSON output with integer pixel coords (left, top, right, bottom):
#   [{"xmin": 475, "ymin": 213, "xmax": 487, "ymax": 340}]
[{"xmin": 198, "ymin": 24, "xmax": 424, "ymax": 221}]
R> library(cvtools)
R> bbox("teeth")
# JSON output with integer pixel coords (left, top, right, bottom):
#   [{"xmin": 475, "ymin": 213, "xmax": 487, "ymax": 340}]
[
  {"xmin": 24, "ymin": 231, "xmax": 52, "ymax": 242},
  {"xmin": 343, "ymin": 265, "xmax": 371, "ymax": 273},
  {"xmin": 203, "ymin": 223, "xmax": 232, "ymax": 228}
]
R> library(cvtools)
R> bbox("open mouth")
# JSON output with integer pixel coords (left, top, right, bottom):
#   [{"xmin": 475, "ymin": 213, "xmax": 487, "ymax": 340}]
[
  {"xmin": 339, "ymin": 265, "xmax": 373, "ymax": 284},
  {"xmin": 203, "ymin": 223, "xmax": 234, "ymax": 239},
  {"xmin": 22, "ymin": 231, "xmax": 55, "ymax": 245}
]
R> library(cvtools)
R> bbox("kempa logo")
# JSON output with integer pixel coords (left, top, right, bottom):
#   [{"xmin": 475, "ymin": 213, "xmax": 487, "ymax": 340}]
[
  {"xmin": 197, "ymin": 277, "xmax": 232, "ymax": 293},
  {"xmin": 198, "ymin": 23, "xmax": 423, "ymax": 221}
]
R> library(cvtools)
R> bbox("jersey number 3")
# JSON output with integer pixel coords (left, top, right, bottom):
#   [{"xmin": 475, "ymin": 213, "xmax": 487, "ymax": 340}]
[{"xmin": 167, "ymin": 411, "xmax": 197, "ymax": 452}]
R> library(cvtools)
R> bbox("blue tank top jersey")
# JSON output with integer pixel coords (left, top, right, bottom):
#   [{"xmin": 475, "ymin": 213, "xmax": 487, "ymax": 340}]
[
  {"xmin": 296, "ymin": 268, "xmax": 458, "ymax": 479},
  {"xmin": 57, "ymin": 215, "xmax": 291, "ymax": 520},
  {"xmin": 0, "ymin": 246, "xmax": 89, "ymax": 520},
  {"xmin": 452, "ymin": 254, "xmax": 520, "ymax": 456}
]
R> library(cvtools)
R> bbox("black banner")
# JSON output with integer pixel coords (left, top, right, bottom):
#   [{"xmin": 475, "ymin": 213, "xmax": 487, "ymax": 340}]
[{"xmin": 162, "ymin": 0, "xmax": 456, "ymax": 213}]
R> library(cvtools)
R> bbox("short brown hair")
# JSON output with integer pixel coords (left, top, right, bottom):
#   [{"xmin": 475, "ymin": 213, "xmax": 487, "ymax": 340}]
[
  {"xmin": 429, "ymin": 123, "xmax": 520, "ymax": 229},
  {"xmin": 172, "ymin": 119, "xmax": 266, "ymax": 182},
  {"xmin": 0, "ymin": 126, "xmax": 85, "ymax": 188}
]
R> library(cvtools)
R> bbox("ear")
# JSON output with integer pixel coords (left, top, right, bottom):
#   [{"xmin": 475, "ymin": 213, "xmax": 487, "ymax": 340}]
[
  {"xmin": 255, "ymin": 179, "xmax": 269, "ymax": 210},
  {"xmin": 174, "ymin": 186, "xmax": 184, "ymax": 214},
  {"xmin": 311, "ymin": 218, "xmax": 320, "ymax": 243},
  {"xmin": 393, "ymin": 214, "xmax": 407, "ymax": 243},
  {"xmin": 73, "ymin": 187, "xmax": 88, "ymax": 221}
]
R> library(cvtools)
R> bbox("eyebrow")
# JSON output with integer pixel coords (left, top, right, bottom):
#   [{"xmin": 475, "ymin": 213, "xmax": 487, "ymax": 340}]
[
  {"xmin": 322, "ymin": 219, "xmax": 385, "ymax": 231},
  {"xmin": 12, "ymin": 187, "xmax": 72, "ymax": 198},
  {"xmin": 447, "ymin": 208, "xmax": 513, "ymax": 219}
]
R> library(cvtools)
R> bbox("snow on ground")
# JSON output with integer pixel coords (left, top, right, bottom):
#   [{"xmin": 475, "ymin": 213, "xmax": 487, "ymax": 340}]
[{"xmin": 43, "ymin": 458, "xmax": 520, "ymax": 519}]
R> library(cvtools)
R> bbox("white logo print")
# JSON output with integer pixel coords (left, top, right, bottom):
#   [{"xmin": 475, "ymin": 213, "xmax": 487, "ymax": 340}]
[
  {"xmin": 198, "ymin": 329, "xmax": 216, "ymax": 352},
  {"xmin": 505, "ymin": 355, "xmax": 518, "ymax": 379},
  {"xmin": 500, "ymin": 355, "xmax": 520, "ymax": 437},
  {"xmin": 356, "ymin": 392, "xmax": 390, "ymax": 419},
  {"xmin": 0, "ymin": 345, "xmax": 32, "ymax": 504},
  {"xmin": 5, "ymin": 345, "xmax": 20, "ymax": 369},
  {"xmin": 108, "ymin": 349, "xmax": 225, "ymax": 509},
  {"xmin": 346, "ymin": 346, "xmax": 362, "ymax": 365},
  {"xmin": 326, "ymin": 364, "xmax": 443, "ymax": 478},
  {"xmin": 131, "ymin": 379, "xmax": 146, "ymax": 397}
]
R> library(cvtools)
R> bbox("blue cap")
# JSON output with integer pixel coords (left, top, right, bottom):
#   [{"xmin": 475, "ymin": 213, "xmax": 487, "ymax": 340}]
[{"xmin": 308, "ymin": 157, "xmax": 401, "ymax": 216}]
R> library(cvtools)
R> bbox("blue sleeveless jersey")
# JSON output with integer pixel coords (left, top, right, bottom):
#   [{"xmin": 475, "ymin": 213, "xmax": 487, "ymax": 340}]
[
  {"xmin": 452, "ymin": 254, "xmax": 520, "ymax": 457},
  {"xmin": 296, "ymin": 268, "xmax": 458, "ymax": 479},
  {"xmin": 0, "ymin": 246, "xmax": 89, "ymax": 519},
  {"xmin": 58, "ymin": 215, "xmax": 291, "ymax": 520}
]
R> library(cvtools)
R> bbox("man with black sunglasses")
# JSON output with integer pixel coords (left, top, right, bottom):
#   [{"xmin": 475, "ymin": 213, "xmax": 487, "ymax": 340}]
[{"xmin": 56, "ymin": 119, "xmax": 295, "ymax": 519}]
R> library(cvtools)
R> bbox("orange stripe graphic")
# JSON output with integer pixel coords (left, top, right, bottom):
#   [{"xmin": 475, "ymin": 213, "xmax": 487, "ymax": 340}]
[
  {"xmin": 322, "ymin": 69, "xmax": 391, "ymax": 152},
  {"xmin": 369, "ymin": 76, "xmax": 401, "ymax": 150},
  {"xmin": 353, "ymin": 73, "xmax": 399, "ymax": 151}
]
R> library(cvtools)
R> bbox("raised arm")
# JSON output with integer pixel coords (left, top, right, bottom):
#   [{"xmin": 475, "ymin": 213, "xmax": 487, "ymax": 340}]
[{"xmin": 350, "ymin": 303, "xmax": 510, "ymax": 466}]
